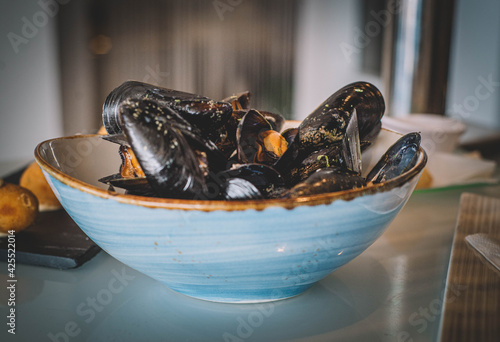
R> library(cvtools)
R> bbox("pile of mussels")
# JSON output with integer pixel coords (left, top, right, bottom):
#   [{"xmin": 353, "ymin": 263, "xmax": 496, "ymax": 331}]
[{"xmin": 99, "ymin": 81, "xmax": 421, "ymax": 200}]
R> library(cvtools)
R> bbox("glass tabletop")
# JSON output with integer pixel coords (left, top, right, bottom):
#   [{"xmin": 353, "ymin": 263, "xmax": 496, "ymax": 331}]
[{"xmin": 1, "ymin": 161, "xmax": 499, "ymax": 342}]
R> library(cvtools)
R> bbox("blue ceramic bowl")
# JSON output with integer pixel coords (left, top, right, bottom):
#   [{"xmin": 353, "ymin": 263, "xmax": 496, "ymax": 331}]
[{"xmin": 35, "ymin": 127, "xmax": 426, "ymax": 303}]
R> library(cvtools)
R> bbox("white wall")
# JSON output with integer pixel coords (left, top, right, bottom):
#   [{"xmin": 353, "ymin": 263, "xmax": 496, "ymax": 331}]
[
  {"xmin": 446, "ymin": 0, "xmax": 500, "ymax": 129},
  {"xmin": 0, "ymin": 1, "xmax": 63, "ymax": 163},
  {"xmin": 294, "ymin": 0, "xmax": 500, "ymax": 130},
  {"xmin": 292, "ymin": 0, "xmax": 383, "ymax": 120}
]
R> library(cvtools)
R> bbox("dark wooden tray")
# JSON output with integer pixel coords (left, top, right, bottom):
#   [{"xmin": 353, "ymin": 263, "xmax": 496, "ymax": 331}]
[
  {"xmin": 439, "ymin": 193, "xmax": 500, "ymax": 341},
  {"xmin": 0, "ymin": 165, "xmax": 100, "ymax": 269}
]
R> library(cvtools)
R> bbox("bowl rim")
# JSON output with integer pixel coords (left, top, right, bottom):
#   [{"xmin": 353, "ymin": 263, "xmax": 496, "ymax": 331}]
[{"xmin": 34, "ymin": 130, "xmax": 427, "ymax": 211}]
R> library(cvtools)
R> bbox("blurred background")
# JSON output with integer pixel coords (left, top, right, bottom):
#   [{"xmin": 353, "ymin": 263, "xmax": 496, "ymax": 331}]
[{"xmin": 0, "ymin": 0, "xmax": 499, "ymax": 164}]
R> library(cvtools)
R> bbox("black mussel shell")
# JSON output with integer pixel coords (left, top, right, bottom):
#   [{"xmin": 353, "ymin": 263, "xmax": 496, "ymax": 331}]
[
  {"xmin": 181, "ymin": 128, "xmax": 229, "ymax": 174},
  {"xmin": 102, "ymin": 80, "xmax": 233, "ymax": 137},
  {"xmin": 216, "ymin": 164, "xmax": 286, "ymax": 199},
  {"xmin": 115, "ymin": 98, "xmax": 228, "ymax": 174},
  {"xmin": 281, "ymin": 167, "xmax": 366, "ymax": 199},
  {"xmin": 360, "ymin": 120, "xmax": 381, "ymax": 151},
  {"xmin": 120, "ymin": 100, "xmax": 207, "ymax": 199},
  {"xmin": 323, "ymin": 81, "xmax": 385, "ymax": 142},
  {"xmin": 341, "ymin": 108, "xmax": 362, "ymax": 175},
  {"xmin": 98, "ymin": 174, "xmax": 153, "ymax": 193},
  {"xmin": 275, "ymin": 82, "xmax": 383, "ymax": 180},
  {"xmin": 170, "ymin": 98, "xmax": 233, "ymax": 137},
  {"xmin": 294, "ymin": 81, "xmax": 384, "ymax": 155},
  {"xmin": 236, "ymin": 110, "xmax": 273, "ymax": 163},
  {"xmin": 103, "ymin": 81, "xmax": 203, "ymax": 135},
  {"xmin": 254, "ymin": 130, "xmax": 288, "ymax": 165},
  {"xmin": 221, "ymin": 91, "xmax": 251, "ymax": 110},
  {"xmin": 281, "ymin": 128, "xmax": 298, "ymax": 146},
  {"xmin": 272, "ymin": 136, "xmax": 301, "ymax": 179},
  {"xmin": 286, "ymin": 144, "xmax": 347, "ymax": 186},
  {"xmin": 273, "ymin": 109, "xmax": 349, "ymax": 180},
  {"xmin": 260, "ymin": 111, "xmax": 285, "ymax": 132},
  {"xmin": 277, "ymin": 111, "xmax": 361, "ymax": 187},
  {"xmin": 213, "ymin": 109, "xmax": 247, "ymax": 159},
  {"xmin": 145, "ymin": 84, "xmax": 233, "ymax": 135},
  {"xmin": 219, "ymin": 178, "xmax": 263, "ymax": 201},
  {"xmin": 366, "ymin": 132, "xmax": 421, "ymax": 184},
  {"xmin": 101, "ymin": 133, "xmax": 130, "ymax": 146},
  {"xmin": 297, "ymin": 108, "xmax": 351, "ymax": 153}
]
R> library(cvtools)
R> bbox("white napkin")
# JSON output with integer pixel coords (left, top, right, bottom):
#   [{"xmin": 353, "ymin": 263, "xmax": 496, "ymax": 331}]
[
  {"xmin": 425, "ymin": 152, "xmax": 497, "ymax": 188},
  {"xmin": 465, "ymin": 233, "xmax": 500, "ymax": 272}
]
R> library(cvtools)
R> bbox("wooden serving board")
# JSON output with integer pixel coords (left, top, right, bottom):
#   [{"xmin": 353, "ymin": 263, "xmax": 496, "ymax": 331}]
[
  {"xmin": 0, "ymin": 166, "xmax": 100, "ymax": 269},
  {"xmin": 439, "ymin": 193, "xmax": 500, "ymax": 341}
]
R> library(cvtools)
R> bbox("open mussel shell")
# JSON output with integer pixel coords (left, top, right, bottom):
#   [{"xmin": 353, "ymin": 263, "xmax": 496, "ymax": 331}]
[
  {"xmin": 281, "ymin": 127, "xmax": 298, "ymax": 146},
  {"xmin": 260, "ymin": 111, "xmax": 285, "ymax": 132},
  {"xmin": 216, "ymin": 163, "xmax": 286, "ymax": 199},
  {"xmin": 181, "ymin": 127, "xmax": 228, "ymax": 174},
  {"xmin": 236, "ymin": 110, "xmax": 289, "ymax": 166},
  {"xmin": 275, "ymin": 109, "xmax": 361, "ymax": 187},
  {"xmin": 120, "ymin": 100, "xmax": 208, "ymax": 199},
  {"xmin": 98, "ymin": 174, "xmax": 158, "ymax": 197},
  {"xmin": 221, "ymin": 91, "xmax": 251, "ymax": 110},
  {"xmin": 273, "ymin": 107, "xmax": 352, "ymax": 180},
  {"xmin": 102, "ymin": 80, "xmax": 233, "ymax": 137},
  {"xmin": 281, "ymin": 167, "xmax": 366, "ymax": 199},
  {"xmin": 236, "ymin": 109, "xmax": 273, "ymax": 163},
  {"xmin": 341, "ymin": 109, "xmax": 362, "ymax": 174},
  {"xmin": 213, "ymin": 109, "xmax": 247, "ymax": 159},
  {"xmin": 366, "ymin": 132, "xmax": 421, "ymax": 184},
  {"xmin": 101, "ymin": 133, "xmax": 130, "ymax": 146},
  {"xmin": 254, "ymin": 130, "xmax": 288, "ymax": 165},
  {"xmin": 360, "ymin": 120, "xmax": 381, "ymax": 151}
]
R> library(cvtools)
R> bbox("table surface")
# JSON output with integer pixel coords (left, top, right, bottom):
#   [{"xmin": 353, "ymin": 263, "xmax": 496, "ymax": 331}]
[{"xmin": 1, "ymin": 160, "xmax": 499, "ymax": 342}]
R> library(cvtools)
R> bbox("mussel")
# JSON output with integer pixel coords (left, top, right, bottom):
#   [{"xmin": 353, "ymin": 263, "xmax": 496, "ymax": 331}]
[
  {"xmin": 119, "ymin": 99, "xmax": 208, "ymax": 199},
  {"xmin": 219, "ymin": 178, "xmax": 263, "ymax": 201},
  {"xmin": 274, "ymin": 82, "xmax": 383, "ymax": 183},
  {"xmin": 366, "ymin": 132, "xmax": 421, "ymax": 183},
  {"xmin": 102, "ymin": 81, "xmax": 233, "ymax": 139},
  {"xmin": 281, "ymin": 168, "xmax": 366, "ymax": 199},
  {"xmin": 216, "ymin": 164, "xmax": 286, "ymax": 199},
  {"xmin": 292, "ymin": 81, "xmax": 384, "ymax": 152},
  {"xmin": 98, "ymin": 80, "xmax": 421, "ymax": 201},
  {"xmin": 236, "ymin": 110, "xmax": 288, "ymax": 165},
  {"xmin": 221, "ymin": 91, "xmax": 251, "ymax": 111}
]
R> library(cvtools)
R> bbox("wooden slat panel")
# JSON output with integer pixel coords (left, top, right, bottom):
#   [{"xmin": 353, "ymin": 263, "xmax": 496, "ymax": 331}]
[
  {"xmin": 440, "ymin": 193, "xmax": 500, "ymax": 341},
  {"xmin": 95, "ymin": 0, "xmax": 296, "ymax": 116}
]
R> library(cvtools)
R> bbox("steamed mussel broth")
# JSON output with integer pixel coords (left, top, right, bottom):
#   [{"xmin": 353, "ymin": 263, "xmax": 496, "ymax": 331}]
[{"xmin": 99, "ymin": 81, "xmax": 421, "ymax": 200}]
